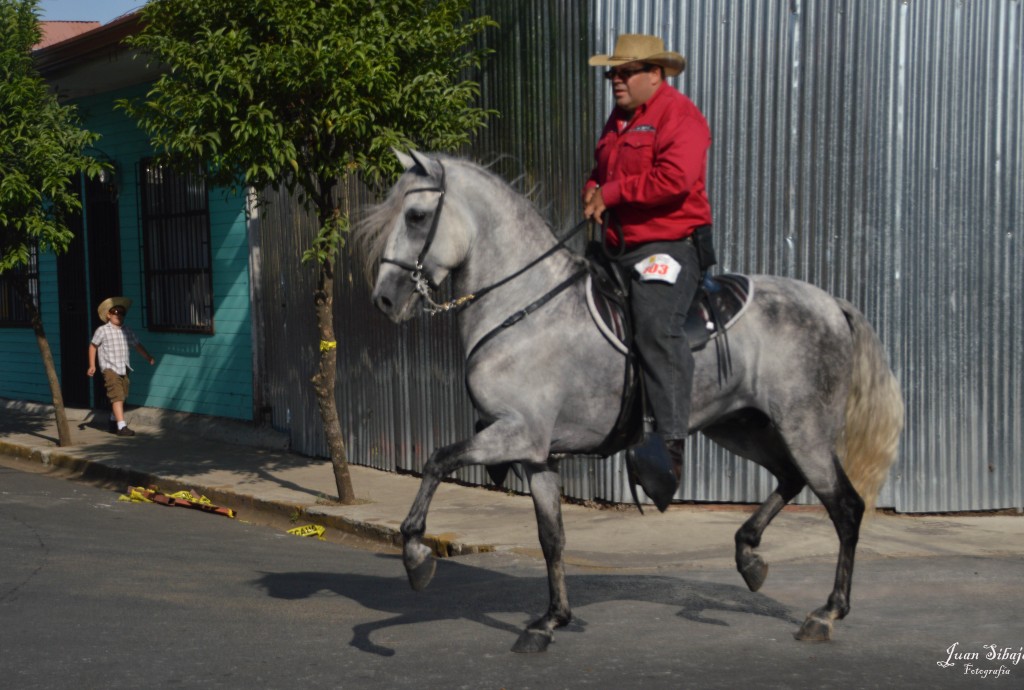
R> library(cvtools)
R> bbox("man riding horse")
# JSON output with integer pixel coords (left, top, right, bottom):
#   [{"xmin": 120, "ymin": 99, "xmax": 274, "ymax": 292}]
[{"xmin": 583, "ymin": 34, "xmax": 713, "ymax": 508}]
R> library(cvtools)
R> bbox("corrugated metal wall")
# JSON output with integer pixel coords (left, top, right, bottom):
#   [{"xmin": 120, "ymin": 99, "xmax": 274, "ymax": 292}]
[{"xmin": 257, "ymin": 0, "xmax": 1022, "ymax": 513}]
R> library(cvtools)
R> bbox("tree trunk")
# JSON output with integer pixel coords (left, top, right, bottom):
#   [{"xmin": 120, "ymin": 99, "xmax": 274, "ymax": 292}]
[
  {"xmin": 27, "ymin": 297, "xmax": 73, "ymax": 447},
  {"xmin": 310, "ymin": 251, "xmax": 355, "ymax": 504}
]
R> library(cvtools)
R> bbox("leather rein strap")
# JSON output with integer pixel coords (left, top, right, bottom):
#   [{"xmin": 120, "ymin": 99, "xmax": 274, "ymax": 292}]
[{"xmin": 466, "ymin": 267, "xmax": 588, "ymax": 361}]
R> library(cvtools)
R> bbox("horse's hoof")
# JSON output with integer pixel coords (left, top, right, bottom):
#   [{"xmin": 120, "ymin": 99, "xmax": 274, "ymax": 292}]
[
  {"xmin": 406, "ymin": 556, "xmax": 436, "ymax": 591},
  {"xmin": 738, "ymin": 554, "xmax": 769, "ymax": 592},
  {"xmin": 403, "ymin": 541, "xmax": 436, "ymax": 591},
  {"xmin": 511, "ymin": 629, "xmax": 552, "ymax": 653},
  {"xmin": 794, "ymin": 614, "xmax": 833, "ymax": 642}
]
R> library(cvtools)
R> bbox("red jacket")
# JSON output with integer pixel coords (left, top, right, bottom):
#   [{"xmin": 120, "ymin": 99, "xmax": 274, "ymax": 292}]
[{"xmin": 585, "ymin": 82, "xmax": 712, "ymax": 248}]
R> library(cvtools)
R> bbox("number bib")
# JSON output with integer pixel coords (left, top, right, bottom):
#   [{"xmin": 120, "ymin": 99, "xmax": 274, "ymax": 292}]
[{"xmin": 634, "ymin": 253, "xmax": 682, "ymax": 284}]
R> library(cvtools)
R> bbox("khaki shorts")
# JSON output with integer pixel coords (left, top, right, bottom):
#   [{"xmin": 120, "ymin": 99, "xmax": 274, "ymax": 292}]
[{"xmin": 101, "ymin": 370, "xmax": 130, "ymax": 403}]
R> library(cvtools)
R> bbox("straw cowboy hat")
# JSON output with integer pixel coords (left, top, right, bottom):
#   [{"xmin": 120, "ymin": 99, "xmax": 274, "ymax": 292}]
[
  {"xmin": 97, "ymin": 296, "xmax": 132, "ymax": 323},
  {"xmin": 589, "ymin": 34, "xmax": 686, "ymax": 77}
]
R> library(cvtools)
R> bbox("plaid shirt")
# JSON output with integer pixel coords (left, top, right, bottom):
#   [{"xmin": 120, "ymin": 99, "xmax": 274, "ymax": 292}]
[{"xmin": 91, "ymin": 322, "xmax": 139, "ymax": 376}]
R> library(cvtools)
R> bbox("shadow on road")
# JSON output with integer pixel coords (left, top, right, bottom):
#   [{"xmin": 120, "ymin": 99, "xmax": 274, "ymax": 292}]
[{"xmin": 255, "ymin": 554, "xmax": 800, "ymax": 656}]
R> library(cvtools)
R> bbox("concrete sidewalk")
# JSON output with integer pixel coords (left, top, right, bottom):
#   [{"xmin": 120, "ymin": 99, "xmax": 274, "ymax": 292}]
[{"xmin": 1, "ymin": 401, "xmax": 1021, "ymax": 570}]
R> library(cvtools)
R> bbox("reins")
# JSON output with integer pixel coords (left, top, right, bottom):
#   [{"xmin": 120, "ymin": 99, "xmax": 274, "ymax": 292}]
[
  {"xmin": 458, "ymin": 217, "xmax": 589, "ymax": 310},
  {"xmin": 464, "ymin": 266, "xmax": 588, "ymax": 361}
]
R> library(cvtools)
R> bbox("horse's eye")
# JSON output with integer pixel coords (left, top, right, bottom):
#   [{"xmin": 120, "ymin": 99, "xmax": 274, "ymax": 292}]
[{"xmin": 405, "ymin": 209, "xmax": 427, "ymax": 225}]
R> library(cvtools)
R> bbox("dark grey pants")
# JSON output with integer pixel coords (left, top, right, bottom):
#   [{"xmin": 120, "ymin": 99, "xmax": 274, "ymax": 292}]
[{"xmin": 614, "ymin": 238, "xmax": 701, "ymax": 442}]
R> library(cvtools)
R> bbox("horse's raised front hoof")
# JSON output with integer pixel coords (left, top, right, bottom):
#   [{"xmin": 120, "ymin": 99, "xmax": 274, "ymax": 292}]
[
  {"xmin": 738, "ymin": 553, "xmax": 769, "ymax": 592},
  {"xmin": 794, "ymin": 613, "xmax": 833, "ymax": 642},
  {"xmin": 511, "ymin": 628, "xmax": 553, "ymax": 653},
  {"xmin": 403, "ymin": 540, "xmax": 436, "ymax": 592}
]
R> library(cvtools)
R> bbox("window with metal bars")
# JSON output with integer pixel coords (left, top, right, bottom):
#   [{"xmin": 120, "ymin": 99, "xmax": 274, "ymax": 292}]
[
  {"xmin": 0, "ymin": 245, "xmax": 39, "ymax": 327},
  {"xmin": 139, "ymin": 159, "xmax": 214, "ymax": 333}
]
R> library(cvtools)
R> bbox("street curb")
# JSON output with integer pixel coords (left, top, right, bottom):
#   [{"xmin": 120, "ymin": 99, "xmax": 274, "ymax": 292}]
[{"xmin": 1, "ymin": 438, "xmax": 490, "ymax": 558}]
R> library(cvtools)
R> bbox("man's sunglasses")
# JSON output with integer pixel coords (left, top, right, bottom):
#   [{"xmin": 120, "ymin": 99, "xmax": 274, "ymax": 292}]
[{"xmin": 603, "ymin": 64, "xmax": 655, "ymax": 80}]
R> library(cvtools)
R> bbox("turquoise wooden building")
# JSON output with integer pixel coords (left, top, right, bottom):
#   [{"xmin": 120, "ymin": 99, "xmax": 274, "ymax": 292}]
[{"xmin": 1, "ymin": 15, "xmax": 255, "ymax": 422}]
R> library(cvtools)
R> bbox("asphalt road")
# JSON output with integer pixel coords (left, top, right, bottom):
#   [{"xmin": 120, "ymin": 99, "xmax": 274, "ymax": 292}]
[{"xmin": 1, "ymin": 455, "xmax": 1021, "ymax": 689}]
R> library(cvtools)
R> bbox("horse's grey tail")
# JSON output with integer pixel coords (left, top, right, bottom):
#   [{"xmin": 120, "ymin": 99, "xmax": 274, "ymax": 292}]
[{"xmin": 836, "ymin": 299, "xmax": 905, "ymax": 514}]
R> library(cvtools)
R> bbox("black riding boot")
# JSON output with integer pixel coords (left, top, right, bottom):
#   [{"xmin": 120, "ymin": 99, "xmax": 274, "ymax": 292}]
[
  {"xmin": 626, "ymin": 432, "xmax": 683, "ymax": 512},
  {"xmin": 666, "ymin": 438, "xmax": 685, "ymax": 483}
]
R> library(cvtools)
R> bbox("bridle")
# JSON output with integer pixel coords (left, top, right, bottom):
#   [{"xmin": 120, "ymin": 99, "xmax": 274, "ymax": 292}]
[
  {"xmin": 379, "ymin": 160, "xmax": 450, "ymax": 310},
  {"xmin": 379, "ymin": 158, "xmax": 589, "ymax": 317}
]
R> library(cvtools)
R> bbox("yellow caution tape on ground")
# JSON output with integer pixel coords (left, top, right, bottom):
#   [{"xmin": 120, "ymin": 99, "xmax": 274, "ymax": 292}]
[
  {"xmin": 119, "ymin": 486, "xmax": 235, "ymax": 518},
  {"xmin": 120, "ymin": 486, "xmax": 155, "ymax": 503},
  {"xmin": 287, "ymin": 524, "xmax": 326, "ymax": 540},
  {"xmin": 168, "ymin": 489, "xmax": 213, "ymax": 505}
]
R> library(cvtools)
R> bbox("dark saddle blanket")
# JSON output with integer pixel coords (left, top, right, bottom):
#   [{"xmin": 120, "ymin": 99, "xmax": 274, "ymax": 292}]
[{"xmin": 585, "ymin": 261, "xmax": 753, "ymax": 353}]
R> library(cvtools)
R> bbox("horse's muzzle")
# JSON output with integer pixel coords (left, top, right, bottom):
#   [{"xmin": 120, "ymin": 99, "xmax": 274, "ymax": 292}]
[
  {"xmin": 372, "ymin": 290, "xmax": 408, "ymax": 323},
  {"xmin": 373, "ymin": 294, "xmax": 394, "ymax": 313},
  {"xmin": 371, "ymin": 271, "xmax": 419, "ymax": 323}
]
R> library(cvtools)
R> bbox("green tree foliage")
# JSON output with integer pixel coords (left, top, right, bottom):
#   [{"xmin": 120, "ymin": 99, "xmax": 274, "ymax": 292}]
[
  {"xmin": 0, "ymin": 0, "xmax": 104, "ymax": 272},
  {"xmin": 120, "ymin": 0, "xmax": 496, "ymax": 502},
  {"xmin": 121, "ymin": 0, "xmax": 495, "ymax": 260},
  {"xmin": 0, "ymin": 0, "xmax": 106, "ymax": 447}
]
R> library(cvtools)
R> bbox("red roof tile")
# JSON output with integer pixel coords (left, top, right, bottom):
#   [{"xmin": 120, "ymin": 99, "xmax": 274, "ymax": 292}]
[{"xmin": 36, "ymin": 21, "xmax": 102, "ymax": 50}]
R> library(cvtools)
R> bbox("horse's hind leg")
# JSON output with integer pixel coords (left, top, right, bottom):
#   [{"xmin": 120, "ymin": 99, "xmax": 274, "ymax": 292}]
[
  {"xmin": 794, "ymin": 455, "xmax": 865, "ymax": 642},
  {"xmin": 512, "ymin": 461, "xmax": 571, "ymax": 653},
  {"xmin": 735, "ymin": 475, "xmax": 805, "ymax": 592},
  {"xmin": 702, "ymin": 416, "xmax": 805, "ymax": 593}
]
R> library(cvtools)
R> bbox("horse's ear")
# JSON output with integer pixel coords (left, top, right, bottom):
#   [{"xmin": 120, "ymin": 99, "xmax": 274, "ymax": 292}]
[
  {"xmin": 392, "ymin": 148, "xmax": 437, "ymax": 177},
  {"xmin": 408, "ymin": 150, "xmax": 439, "ymax": 177},
  {"xmin": 393, "ymin": 148, "xmax": 416, "ymax": 171}
]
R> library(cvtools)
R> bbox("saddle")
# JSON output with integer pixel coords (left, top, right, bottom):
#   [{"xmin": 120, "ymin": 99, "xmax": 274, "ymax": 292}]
[
  {"xmin": 584, "ymin": 241, "xmax": 753, "ymax": 457},
  {"xmin": 586, "ymin": 247, "xmax": 752, "ymax": 354}
]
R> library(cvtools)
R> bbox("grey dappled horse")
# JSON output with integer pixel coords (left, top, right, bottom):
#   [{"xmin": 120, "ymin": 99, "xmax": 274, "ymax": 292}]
[{"xmin": 356, "ymin": 150, "xmax": 904, "ymax": 653}]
